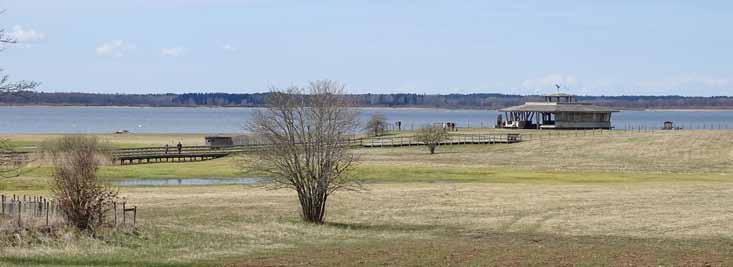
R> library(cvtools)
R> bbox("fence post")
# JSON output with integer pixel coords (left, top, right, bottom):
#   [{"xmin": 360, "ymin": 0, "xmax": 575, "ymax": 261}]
[
  {"xmin": 122, "ymin": 202, "xmax": 126, "ymax": 225},
  {"xmin": 45, "ymin": 201, "xmax": 49, "ymax": 226},
  {"xmin": 114, "ymin": 202, "xmax": 118, "ymax": 226},
  {"xmin": 133, "ymin": 207, "xmax": 137, "ymax": 226},
  {"xmin": 1, "ymin": 195, "xmax": 4, "ymax": 215},
  {"xmin": 17, "ymin": 201, "xmax": 22, "ymax": 227}
]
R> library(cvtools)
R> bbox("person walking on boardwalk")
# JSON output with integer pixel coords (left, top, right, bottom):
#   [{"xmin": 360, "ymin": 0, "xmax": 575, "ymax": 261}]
[
  {"xmin": 164, "ymin": 144, "xmax": 170, "ymax": 154},
  {"xmin": 176, "ymin": 142, "xmax": 182, "ymax": 154}
]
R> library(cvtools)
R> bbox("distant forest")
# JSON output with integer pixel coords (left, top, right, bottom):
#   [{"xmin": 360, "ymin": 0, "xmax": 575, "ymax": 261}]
[{"xmin": 3, "ymin": 91, "xmax": 733, "ymax": 110}]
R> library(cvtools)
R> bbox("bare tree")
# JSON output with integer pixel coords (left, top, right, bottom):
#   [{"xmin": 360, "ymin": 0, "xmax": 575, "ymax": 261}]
[
  {"xmin": 245, "ymin": 80, "xmax": 360, "ymax": 224},
  {"xmin": 43, "ymin": 136, "xmax": 118, "ymax": 233},
  {"xmin": 0, "ymin": 12, "xmax": 38, "ymax": 94},
  {"xmin": 415, "ymin": 125, "xmax": 449, "ymax": 154},
  {"xmin": 364, "ymin": 113, "xmax": 387, "ymax": 136}
]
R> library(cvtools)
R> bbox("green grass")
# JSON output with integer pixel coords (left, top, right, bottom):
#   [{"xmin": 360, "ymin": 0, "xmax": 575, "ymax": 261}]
[
  {"xmin": 98, "ymin": 158, "xmax": 243, "ymax": 180},
  {"xmin": 6, "ymin": 155, "xmax": 732, "ymax": 191}
]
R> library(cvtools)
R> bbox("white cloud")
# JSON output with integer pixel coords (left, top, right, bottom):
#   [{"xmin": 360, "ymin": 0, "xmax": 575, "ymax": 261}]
[
  {"xmin": 3, "ymin": 25, "xmax": 46, "ymax": 48},
  {"xmin": 221, "ymin": 43, "xmax": 238, "ymax": 52},
  {"xmin": 521, "ymin": 74, "xmax": 579, "ymax": 91},
  {"xmin": 8, "ymin": 25, "xmax": 47, "ymax": 43},
  {"xmin": 161, "ymin": 47, "xmax": 186, "ymax": 57},
  {"xmin": 96, "ymin": 40, "xmax": 136, "ymax": 57}
]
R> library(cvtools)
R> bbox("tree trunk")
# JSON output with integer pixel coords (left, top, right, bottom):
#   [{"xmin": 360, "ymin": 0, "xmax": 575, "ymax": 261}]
[
  {"xmin": 429, "ymin": 145, "xmax": 436, "ymax": 154},
  {"xmin": 298, "ymin": 191, "xmax": 328, "ymax": 224}
]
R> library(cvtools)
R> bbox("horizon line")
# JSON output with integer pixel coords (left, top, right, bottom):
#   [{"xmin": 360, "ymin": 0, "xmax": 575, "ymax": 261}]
[{"xmin": 25, "ymin": 90, "xmax": 733, "ymax": 98}]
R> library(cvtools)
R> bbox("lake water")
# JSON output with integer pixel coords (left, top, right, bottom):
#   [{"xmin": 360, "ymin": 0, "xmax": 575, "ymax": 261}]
[
  {"xmin": 113, "ymin": 178, "xmax": 261, "ymax": 187},
  {"xmin": 2, "ymin": 106, "xmax": 733, "ymax": 133}
]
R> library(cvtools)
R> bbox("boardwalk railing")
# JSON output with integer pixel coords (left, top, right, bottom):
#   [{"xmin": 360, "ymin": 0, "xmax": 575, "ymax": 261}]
[
  {"xmin": 111, "ymin": 133, "xmax": 522, "ymax": 165},
  {"xmin": 112, "ymin": 144, "xmax": 271, "ymax": 164}
]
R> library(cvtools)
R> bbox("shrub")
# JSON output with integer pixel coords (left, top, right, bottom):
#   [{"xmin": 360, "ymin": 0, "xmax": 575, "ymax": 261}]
[{"xmin": 43, "ymin": 136, "xmax": 117, "ymax": 233}]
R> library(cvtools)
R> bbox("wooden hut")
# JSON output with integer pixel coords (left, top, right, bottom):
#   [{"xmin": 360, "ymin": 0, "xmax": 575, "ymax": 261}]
[
  {"xmin": 205, "ymin": 136, "xmax": 234, "ymax": 147},
  {"xmin": 498, "ymin": 93, "xmax": 619, "ymax": 130},
  {"xmin": 663, "ymin": 121, "xmax": 674, "ymax": 130}
]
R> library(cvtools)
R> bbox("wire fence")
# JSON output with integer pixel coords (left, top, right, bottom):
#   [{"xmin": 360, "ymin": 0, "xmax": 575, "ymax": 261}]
[
  {"xmin": 0, "ymin": 194, "xmax": 138, "ymax": 229},
  {"xmin": 0, "ymin": 194, "xmax": 59, "ymax": 228}
]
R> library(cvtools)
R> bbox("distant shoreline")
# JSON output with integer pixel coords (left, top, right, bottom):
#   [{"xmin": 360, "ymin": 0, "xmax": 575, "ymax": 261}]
[{"xmin": 3, "ymin": 104, "xmax": 733, "ymax": 112}]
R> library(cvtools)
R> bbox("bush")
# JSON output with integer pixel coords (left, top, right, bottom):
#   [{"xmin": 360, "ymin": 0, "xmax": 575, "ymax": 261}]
[
  {"xmin": 415, "ymin": 125, "xmax": 449, "ymax": 154},
  {"xmin": 365, "ymin": 114, "xmax": 388, "ymax": 136},
  {"xmin": 43, "ymin": 136, "xmax": 117, "ymax": 234}
]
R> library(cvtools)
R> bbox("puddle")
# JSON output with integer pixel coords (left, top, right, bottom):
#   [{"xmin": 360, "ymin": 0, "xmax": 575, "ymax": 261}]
[{"xmin": 112, "ymin": 178, "xmax": 261, "ymax": 187}]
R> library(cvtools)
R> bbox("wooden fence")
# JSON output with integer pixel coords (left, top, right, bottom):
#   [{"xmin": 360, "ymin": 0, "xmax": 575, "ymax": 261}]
[
  {"xmin": 0, "ymin": 194, "xmax": 59, "ymax": 227},
  {"xmin": 1, "ymin": 194, "xmax": 137, "ymax": 228}
]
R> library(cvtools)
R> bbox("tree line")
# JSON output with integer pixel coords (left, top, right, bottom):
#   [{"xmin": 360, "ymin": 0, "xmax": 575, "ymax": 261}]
[{"xmin": 4, "ymin": 91, "xmax": 733, "ymax": 110}]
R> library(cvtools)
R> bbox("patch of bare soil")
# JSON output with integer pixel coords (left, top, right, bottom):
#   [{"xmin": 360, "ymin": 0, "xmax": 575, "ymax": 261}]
[{"xmin": 230, "ymin": 232, "xmax": 732, "ymax": 267}]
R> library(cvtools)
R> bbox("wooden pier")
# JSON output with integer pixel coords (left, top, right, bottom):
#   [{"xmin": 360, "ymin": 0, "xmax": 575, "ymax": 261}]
[{"xmin": 111, "ymin": 133, "xmax": 521, "ymax": 165}]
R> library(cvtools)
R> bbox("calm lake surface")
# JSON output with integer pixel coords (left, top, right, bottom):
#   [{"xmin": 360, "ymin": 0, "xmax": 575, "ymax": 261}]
[{"xmin": 2, "ymin": 106, "xmax": 733, "ymax": 133}]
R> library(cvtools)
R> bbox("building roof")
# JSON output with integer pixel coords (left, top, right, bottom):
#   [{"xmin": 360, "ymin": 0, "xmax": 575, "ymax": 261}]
[
  {"xmin": 544, "ymin": 93, "xmax": 575, "ymax": 97},
  {"xmin": 499, "ymin": 102, "xmax": 619, "ymax": 113}
]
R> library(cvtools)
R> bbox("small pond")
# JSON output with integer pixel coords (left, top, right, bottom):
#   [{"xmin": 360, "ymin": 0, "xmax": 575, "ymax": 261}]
[{"xmin": 113, "ymin": 178, "xmax": 261, "ymax": 187}]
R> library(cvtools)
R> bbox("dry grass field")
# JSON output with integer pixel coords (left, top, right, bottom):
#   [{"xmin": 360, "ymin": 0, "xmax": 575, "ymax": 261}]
[
  {"xmin": 357, "ymin": 129, "xmax": 733, "ymax": 173},
  {"xmin": 2, "ymin": 130, "xmax": 733, "ymax": 266},
  {"xmin": 0, "ymin": 133, "xmax": 208, "ymax": 149},
  {"xmin": 2, "ymin": 183, "xmax": 733, "ymax": 266}
]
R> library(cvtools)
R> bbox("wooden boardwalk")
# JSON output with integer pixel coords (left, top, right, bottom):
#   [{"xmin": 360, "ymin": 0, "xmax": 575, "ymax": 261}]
[
  {"xmin": 112, "ymin": 145, "xmax": 267, "ymax": 165},
  {"xmin": 112, "ymin": 133, "xmax": 521, "ymax": 165},
  {"xmin": 359, "ymin": 133, "xmax": 520, "ymax": 148}
]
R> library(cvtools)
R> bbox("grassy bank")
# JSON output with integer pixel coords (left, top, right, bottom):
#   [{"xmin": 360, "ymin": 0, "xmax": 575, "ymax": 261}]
[
  {"xmin": 0, "ymin": 133, "xmax": 209, "ymax": 149},
  {"xmin": 4, "ymin": 129, "xmax": 733, "ymax": 190}
]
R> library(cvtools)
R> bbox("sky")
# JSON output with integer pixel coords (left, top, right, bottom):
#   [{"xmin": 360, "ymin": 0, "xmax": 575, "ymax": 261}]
[{"xmin": 0, "ymin": 0, "xmax": 732, "ymax": 96}]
